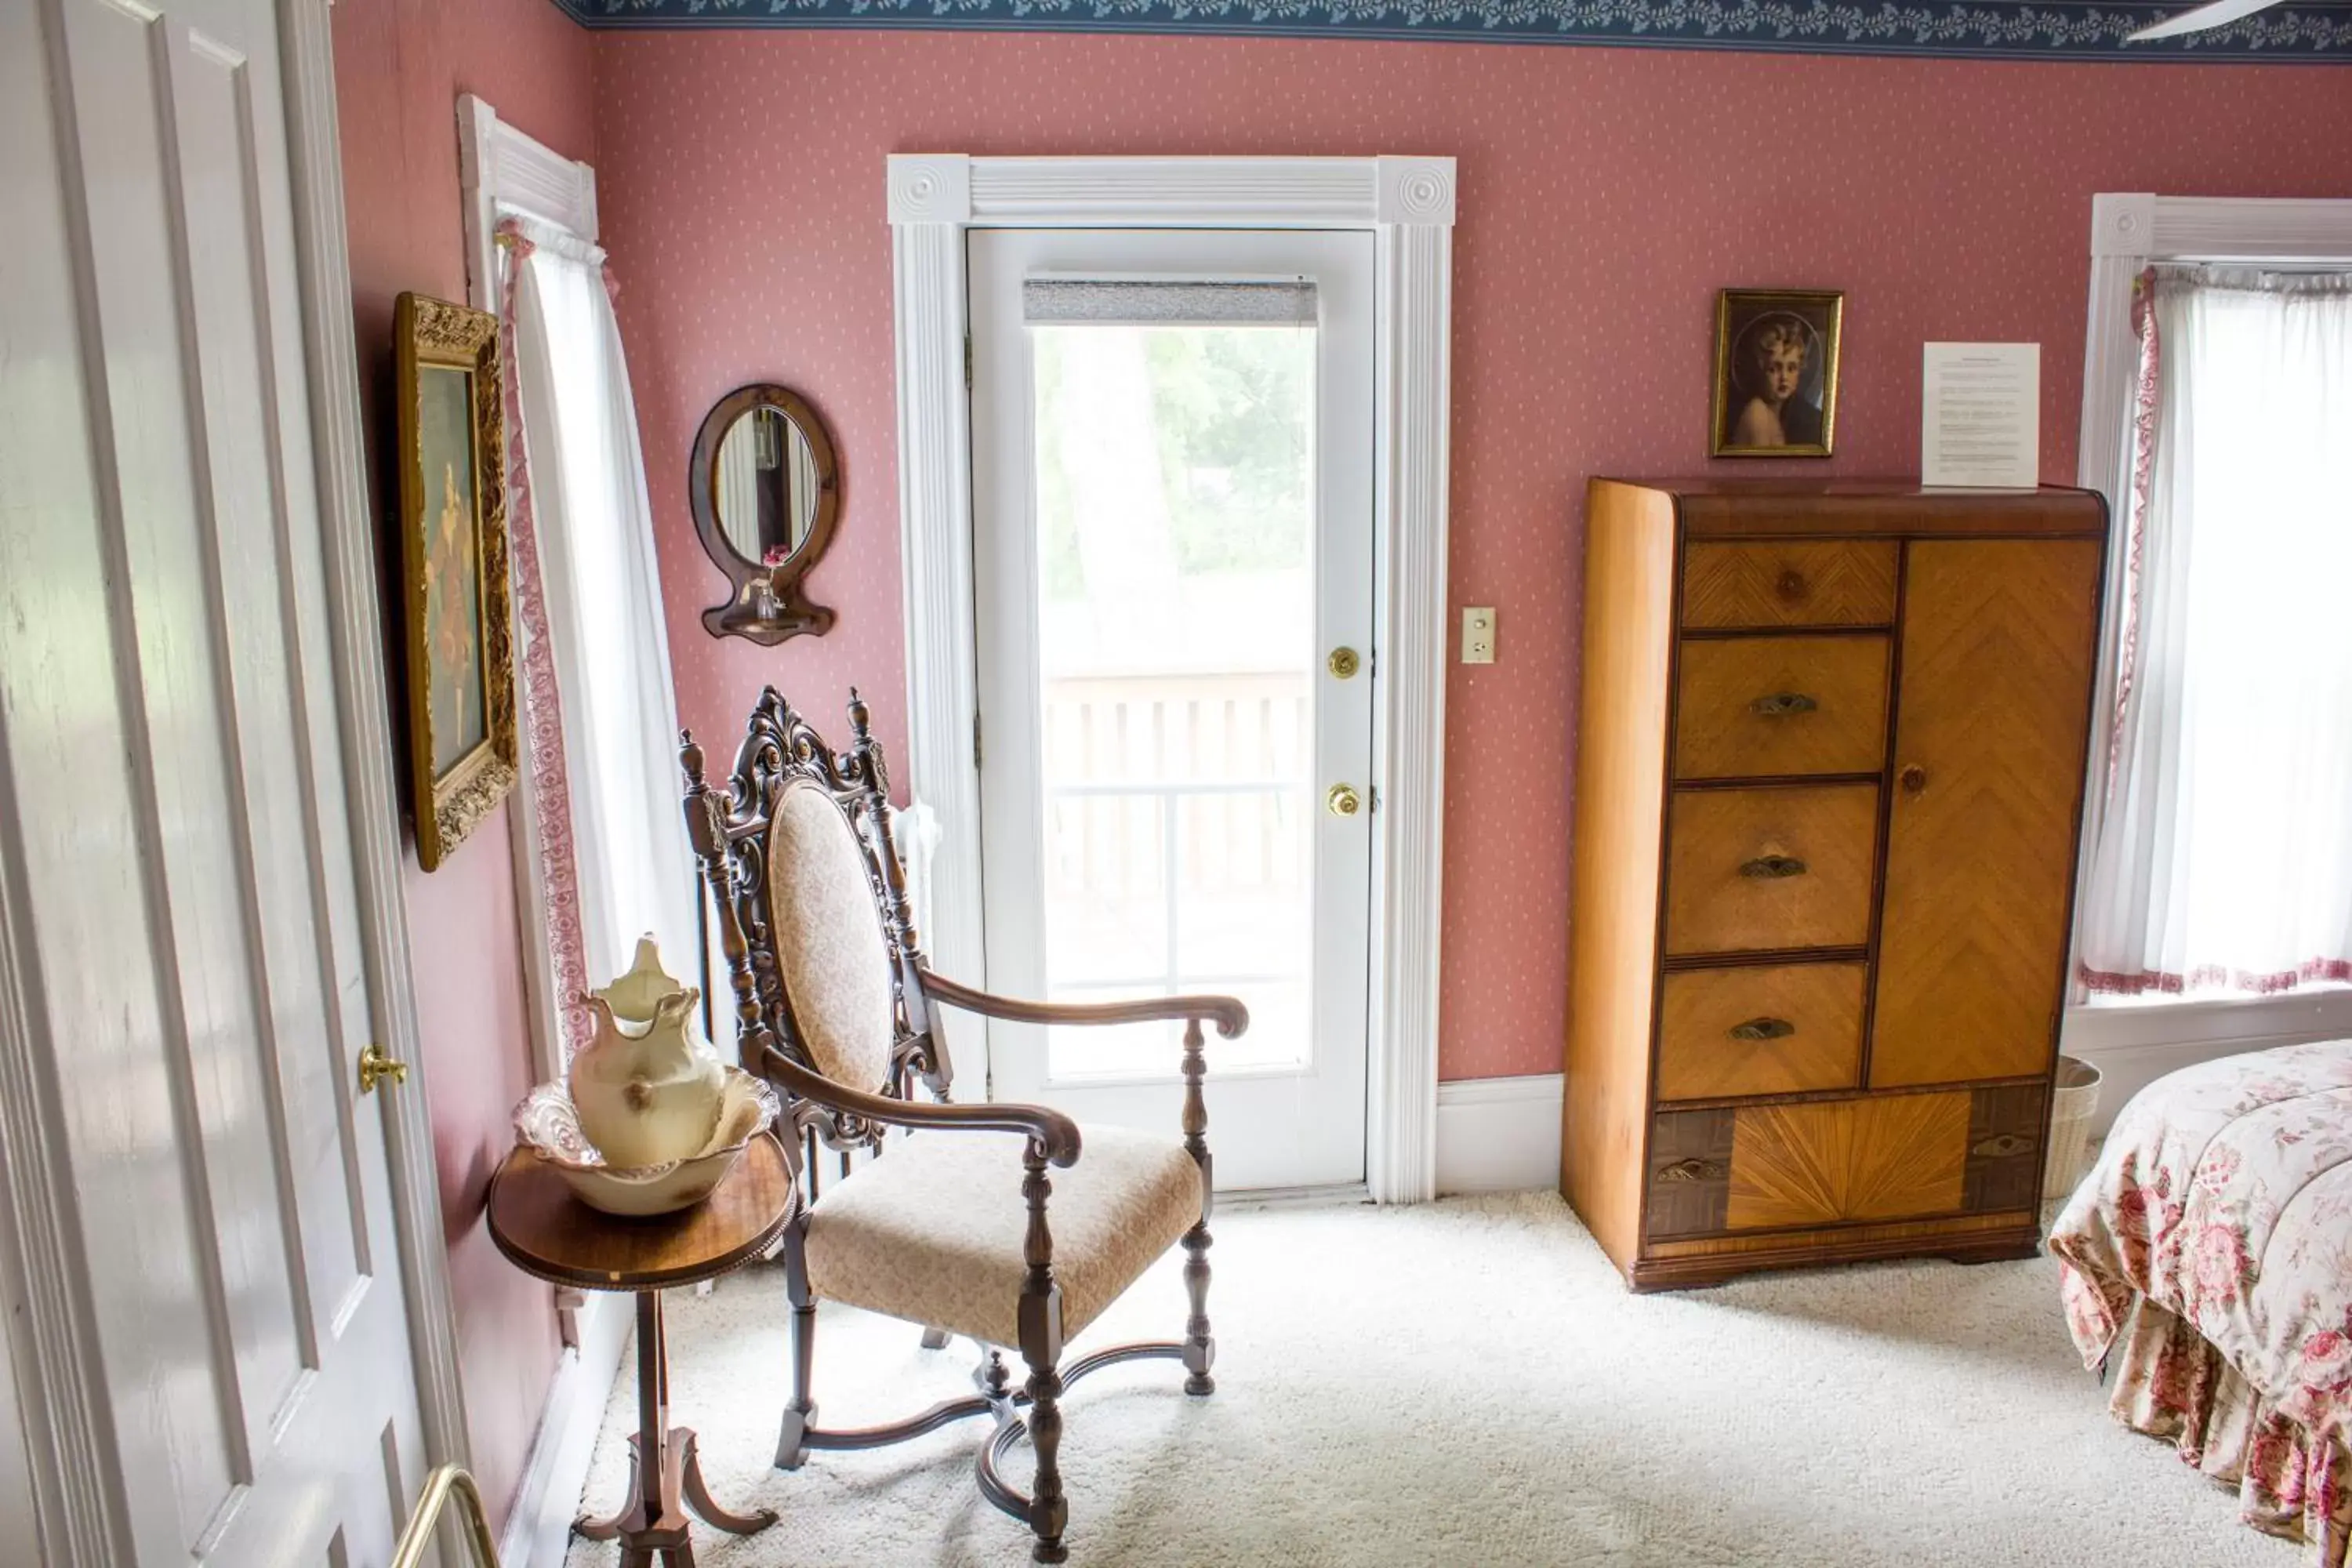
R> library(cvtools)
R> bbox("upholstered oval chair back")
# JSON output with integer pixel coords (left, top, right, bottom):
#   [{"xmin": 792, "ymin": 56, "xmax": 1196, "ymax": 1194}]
[{"xmin": 765, "ymin": 775, "xmax": 898, "ymax": 1091}]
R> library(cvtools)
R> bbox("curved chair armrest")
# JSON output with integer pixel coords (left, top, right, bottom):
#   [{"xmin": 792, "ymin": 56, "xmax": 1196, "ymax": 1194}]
[
  {"xmin": 756, "ymin": 1044, "xmax": 1083, "ymax": 1167},
  {"xmin": 920, "ymin": 967, "xmax": 1249, "ymax": 1039}
]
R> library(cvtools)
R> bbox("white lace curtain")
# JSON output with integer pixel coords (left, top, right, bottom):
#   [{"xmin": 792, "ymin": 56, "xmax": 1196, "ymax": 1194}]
[
  {"xmin": 2074, "ymin": 267, "xmax": 2352, "ymax": 996},
  {"xmin": 501, "ymin": 215, "xmax": 699, "ymax": 1036}
]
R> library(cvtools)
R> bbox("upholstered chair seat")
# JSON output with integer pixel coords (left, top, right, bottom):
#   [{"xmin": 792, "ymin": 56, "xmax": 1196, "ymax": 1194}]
[{"xmin": 804, "ymin": 1124, "xmax": 1201, "ymax": 1348}]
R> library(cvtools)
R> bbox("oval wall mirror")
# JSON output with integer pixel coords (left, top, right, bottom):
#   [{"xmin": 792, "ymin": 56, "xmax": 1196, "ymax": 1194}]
[{"xmin": 689, "ymin": 384, "xmax": 839, "ymax": 643}]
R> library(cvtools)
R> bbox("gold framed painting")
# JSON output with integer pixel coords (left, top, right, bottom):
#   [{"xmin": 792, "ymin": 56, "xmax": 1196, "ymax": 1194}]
[
  {"xmin": 395, "ymin": 291, "xmax": 516, "ymax": 872},
  {"xmin": 1709, "ymin": 289, "xmax": 1845, "ymax": 458}
]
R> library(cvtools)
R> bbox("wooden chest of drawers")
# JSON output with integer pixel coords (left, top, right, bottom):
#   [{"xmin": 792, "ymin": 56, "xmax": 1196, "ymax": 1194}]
[{"xmin": 1560, "ymin": 481, "xmax": 2107, "ymax": 1291}]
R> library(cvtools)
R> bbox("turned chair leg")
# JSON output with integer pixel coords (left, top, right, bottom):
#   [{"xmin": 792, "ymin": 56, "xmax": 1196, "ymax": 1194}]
[
  {"xmin": 1179, "ymin": 1017, "xmax": 1216, "ymax": 1397},
  {"xmin": 1182, "ymin": 1219, "xmax": 1215, "ymax": 1396},
  {"xmin": 1017, "ymin": 1150, "xmax": 1069, "ymax": 1563},
  {"xmin": 1021, "ymin": 1353, "xmax": 1068, "ymax": 1564},
  {"xmin": 777, "ymin": 1225, "xmax": 818, "ymax": 1470}
]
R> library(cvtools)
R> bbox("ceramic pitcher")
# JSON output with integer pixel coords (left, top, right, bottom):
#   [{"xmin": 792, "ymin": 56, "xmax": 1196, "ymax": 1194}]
[{"xmin": 568, "ymin": 937, "xmax": 725, "ymax": 1169}]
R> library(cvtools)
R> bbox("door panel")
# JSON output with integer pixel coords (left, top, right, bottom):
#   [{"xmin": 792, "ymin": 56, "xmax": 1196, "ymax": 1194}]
[
  {"xmin": 971, "ymin": 228, "xmax": 1374, "ymax": 1189},
  {"xmin": 1871, "ymin": 540, "xmax": 2101, "ymax": 1088},
  {"xmin": 3, "ymin": 2, "xmax": 423, "ymax": 1561}
]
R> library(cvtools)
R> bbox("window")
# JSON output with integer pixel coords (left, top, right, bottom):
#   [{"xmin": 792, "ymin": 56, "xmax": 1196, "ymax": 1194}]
[
  {"xmin": 462, "ymin": 96, "xmax": 697, "ymax": 1073},
  {"xmin": 2074, "ymin": 265, "xmax": 2352, "ymax": 1000}
]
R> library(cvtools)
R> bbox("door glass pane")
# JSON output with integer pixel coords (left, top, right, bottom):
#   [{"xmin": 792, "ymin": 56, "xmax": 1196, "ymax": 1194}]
[{"xmin": 1031, "ymin": 318, "xmax": 1315, "ymax": 1077}]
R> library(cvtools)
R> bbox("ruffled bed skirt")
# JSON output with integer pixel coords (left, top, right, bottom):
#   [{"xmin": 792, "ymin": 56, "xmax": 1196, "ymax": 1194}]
[{"xmin": 2105, "ymin": 1296, "xmax": 2350, "ymax": 1566}]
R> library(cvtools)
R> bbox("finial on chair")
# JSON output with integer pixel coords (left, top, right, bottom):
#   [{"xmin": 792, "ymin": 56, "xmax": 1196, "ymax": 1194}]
[
  {"xmin": 847, "ymin": 687, "xmax": 871, "ymax": 739},
  {"xmin": 678, "ymin": 729, "xmax": 706, "ymax": 787}
]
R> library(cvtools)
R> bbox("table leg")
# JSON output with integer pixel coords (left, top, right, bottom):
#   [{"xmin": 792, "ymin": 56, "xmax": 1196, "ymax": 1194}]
[
  {"xmin": 572, "ymin": 1289, "xmax": 773, "ymax": 1556},
  {"xmin": 678, "ymin": 1429, "xmax": 779, "ymax": 1534},
  {"xmin": 640, "ymin": 1291, "xmax": 666, "ymax": 1526},
  {"xmin": 572, "ymin": 1430, "xmax": 639, "ymax": 1540}
]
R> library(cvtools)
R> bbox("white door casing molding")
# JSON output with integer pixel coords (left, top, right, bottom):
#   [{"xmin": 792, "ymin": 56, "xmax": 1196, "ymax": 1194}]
[
  {"xmin": 274, "ymin": 0, "xmax": 477, "ymax": 1489},
  {"xmin": 2064, "ymin": 193, "xmax": 2352, "ymax": 1082},
  {"xmin": 888, "ymin": 154, "xmax": 1457, "ymax": 1203}
]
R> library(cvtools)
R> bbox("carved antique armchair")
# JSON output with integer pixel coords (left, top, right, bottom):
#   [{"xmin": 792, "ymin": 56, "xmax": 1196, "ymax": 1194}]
[{"xmin": 679, "ymin": 688, "xmax": 1247, "ymax": 1564}]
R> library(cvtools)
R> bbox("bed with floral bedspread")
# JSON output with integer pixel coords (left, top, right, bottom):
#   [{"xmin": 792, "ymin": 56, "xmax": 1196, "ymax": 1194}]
[{"xmin": 2049, "ymin": 1040, "xmax": 2352, "ymax": 1566}]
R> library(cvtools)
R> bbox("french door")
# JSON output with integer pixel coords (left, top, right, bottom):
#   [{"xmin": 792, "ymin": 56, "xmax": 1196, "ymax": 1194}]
[
  {"xmin": 4, "ymin": 1, "xmax": 429, "ymax": 1561},
  {"xmin": 970, "ymin": 227, "xmax": 1376, "ymax": 1190}
]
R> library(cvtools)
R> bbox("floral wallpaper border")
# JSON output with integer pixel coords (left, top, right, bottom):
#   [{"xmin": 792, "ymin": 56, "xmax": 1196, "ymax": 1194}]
[{"xmin": 550, "ymin": 0, "xmax": 2352, "ymax": 60}]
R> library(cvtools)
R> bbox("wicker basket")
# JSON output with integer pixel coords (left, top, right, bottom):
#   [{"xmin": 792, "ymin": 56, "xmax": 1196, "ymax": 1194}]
[{"xmin": 2042, "ymin": 1055, "xmax": 2103, "ymax": 1206}]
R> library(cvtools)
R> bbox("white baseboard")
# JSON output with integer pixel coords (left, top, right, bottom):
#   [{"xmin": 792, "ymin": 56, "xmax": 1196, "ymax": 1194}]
[
  {"xmin": 499, "ymin": 1290, "xmax": 631, "ymax": 1568},
  {"xmin": 1434, "ymin": 1073, "xmax": 1563, "ymax": 1196}
]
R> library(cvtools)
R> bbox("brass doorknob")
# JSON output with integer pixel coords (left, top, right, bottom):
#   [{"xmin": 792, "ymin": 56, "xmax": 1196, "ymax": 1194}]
[
  {"xmin": 1327, "ymin": 783, "xmax": 1363, "ymax": 818},
  {"xmin": 1327, "ymin": 646, "xmax": 1361, "ymax": 680},
  {"xmin": 359, "ymin": 1042, "xmax": 410, "ymax": 1094}
]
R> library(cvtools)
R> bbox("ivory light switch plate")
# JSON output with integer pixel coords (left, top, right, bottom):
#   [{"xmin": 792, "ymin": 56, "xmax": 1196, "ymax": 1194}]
[{"xmin": 1461, "ymin": 607, "xmax": 1497, "ymax": 664}]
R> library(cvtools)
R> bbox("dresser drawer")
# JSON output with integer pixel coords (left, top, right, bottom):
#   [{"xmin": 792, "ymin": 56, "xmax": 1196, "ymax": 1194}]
[
  {"xmin": 1645, "ymin": 1090, "xmax": 1996, "ymax": 1240},
  {"xmin": 1682, "ymin": 541, "xmax": 1898, "ymax": 630},
  {"xmin": 1657, "ymin": 962, "xmax": 1866, "ymax": 1102},
  {"xmin": 1673, "ymin": 635, "xmax": 1889, "ymax": 779},
  {"xmin": 1664, "ymin": 784, "xmax": 1878, "ymax": 956}
]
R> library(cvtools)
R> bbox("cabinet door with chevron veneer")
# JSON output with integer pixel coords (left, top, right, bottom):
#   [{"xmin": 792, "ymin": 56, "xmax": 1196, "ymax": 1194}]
[
  {"xmin": 1869, "ymin": 540, "xmax": 2103, "ymax": 1088},
  {"xmin": 1563, "ymin": 480, "xmax": 2107, "ymax": 1291}
]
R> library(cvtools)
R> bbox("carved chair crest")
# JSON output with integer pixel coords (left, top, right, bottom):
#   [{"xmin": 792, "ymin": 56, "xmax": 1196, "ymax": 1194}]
[{"xmin": 680, "ymin": 688, "xmax": 950, "ymax": 1154}]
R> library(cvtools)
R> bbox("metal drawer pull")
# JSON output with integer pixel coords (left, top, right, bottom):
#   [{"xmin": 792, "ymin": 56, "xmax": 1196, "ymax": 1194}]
[
  {"xmin": 1749, "ymin": 692, "xmax": 1818, "ymax": 717},
  {"xmin": 1729, "ymin": 1017, "xmax": 1795, "ymax": 1041},
  {"xmin": 1657, "ymin": 1157, "xmax": 1729, "ymax": 1184},
  {"xmin": 1739, "ymin": 854, "xmax": 1808, "ymax": 879}
]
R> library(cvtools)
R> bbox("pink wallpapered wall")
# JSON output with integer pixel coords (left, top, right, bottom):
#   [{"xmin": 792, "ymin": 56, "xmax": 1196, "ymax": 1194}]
[
  {"xmin": 590, "ymin": 34, "xmax": 2352, "ymax": 1082},
  {"xmin": 332, "ymin": 0, "xmax": 598, "ymax": 1531}
]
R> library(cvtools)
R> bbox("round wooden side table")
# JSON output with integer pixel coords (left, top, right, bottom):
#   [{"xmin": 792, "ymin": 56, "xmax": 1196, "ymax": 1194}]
[{"xmin": 488, "ymin": 1131, "xmax": 796, "ymax": 1567}]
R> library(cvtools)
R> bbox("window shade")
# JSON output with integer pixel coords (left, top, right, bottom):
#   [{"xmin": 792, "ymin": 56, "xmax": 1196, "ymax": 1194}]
[{"xmin": 1022, "ymin": 278, "xmax": 1316, "ymax": 327}]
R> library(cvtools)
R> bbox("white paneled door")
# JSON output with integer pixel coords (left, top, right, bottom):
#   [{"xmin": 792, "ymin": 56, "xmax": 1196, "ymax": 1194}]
[
  {"xmin": 971, "ymin": 228, "xmax": 1377, "ymax": 1190},
  {"xmin": 2, "ymin": 2, "xmax": 428, "ymax": 1564}
]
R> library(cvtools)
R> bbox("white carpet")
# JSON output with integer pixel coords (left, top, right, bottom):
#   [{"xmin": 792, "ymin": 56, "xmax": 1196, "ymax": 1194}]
[{"xmin": 565, "ymin": 1192, "xmax": 2292, "ymax": 1566}]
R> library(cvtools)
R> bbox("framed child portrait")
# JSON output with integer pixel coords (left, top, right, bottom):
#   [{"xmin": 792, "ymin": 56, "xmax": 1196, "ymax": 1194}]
[
  {"xmin": 394, "ymin": 291, "xmax": 517, "ymax": 872},
  {"xmin": 1710, "ymin": 289, "xmax": 1844, "ymax": 458}
]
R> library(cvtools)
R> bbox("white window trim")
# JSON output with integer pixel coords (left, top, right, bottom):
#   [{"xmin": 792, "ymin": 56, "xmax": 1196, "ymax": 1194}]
[
  {"xmin": 888, "ymin": 154, "xmax": 1457, "ymax": 1203},
  {"xmin": 2064, "ymin": 194, "xmax": 2352, "ymax": 1091},
  {"xmin": 455, "ymin": 96, "xmax": 631, "ymax": 1568},
  {"xmin": 457, "ymin": 96, "xmax": 597, "ymax": 1091}
]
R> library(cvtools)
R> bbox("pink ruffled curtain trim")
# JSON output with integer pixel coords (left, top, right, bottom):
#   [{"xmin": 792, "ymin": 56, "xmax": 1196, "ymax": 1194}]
[
  {"xmin": 2102, "ymin": 265, "xmax": 2163, "ymax": 811},
  {"xmin": 2078, "ymin": 957, "xmax": 2352, "ymax": 997},
  {"xmin": 496, "ymin": 216, "xmax": 595, "ymax": 1058}
]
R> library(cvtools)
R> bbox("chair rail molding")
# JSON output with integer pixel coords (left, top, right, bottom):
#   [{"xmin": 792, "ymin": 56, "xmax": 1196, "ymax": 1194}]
[{"xmin": 889, "ymin": 152, "xmax": 1456, "ymax": 1203}]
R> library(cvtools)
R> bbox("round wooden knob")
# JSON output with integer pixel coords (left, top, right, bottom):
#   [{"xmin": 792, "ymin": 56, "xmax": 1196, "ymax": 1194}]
[
  {"xmin": 1900, "ymin": 764, "xmax": 1929, "ymax": 794},
  {"xmin": 1776, "ymin": 568, "xmax": 1808, "ymax": 601}
]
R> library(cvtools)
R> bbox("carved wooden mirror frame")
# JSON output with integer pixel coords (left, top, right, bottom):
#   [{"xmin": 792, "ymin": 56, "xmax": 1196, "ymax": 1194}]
[{"xmin": 688, "ymin": 383, "xmax": 840, "ymax": 644}]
